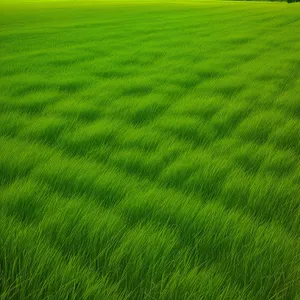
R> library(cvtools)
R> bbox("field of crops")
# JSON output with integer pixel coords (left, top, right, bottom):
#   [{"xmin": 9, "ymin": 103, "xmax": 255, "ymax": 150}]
[{"xmin": 0, "ymin": 1, "xmax": 300, "ymax": 299}]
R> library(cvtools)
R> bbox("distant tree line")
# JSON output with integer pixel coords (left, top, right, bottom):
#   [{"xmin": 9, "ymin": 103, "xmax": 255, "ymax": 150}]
[
  {"xmin": 242, "ymin": 0, "xmax": 300, "ymax": 2},
  {"xmin": 236, "ymin": 0, "xmax": 299, "ymax": 2}
]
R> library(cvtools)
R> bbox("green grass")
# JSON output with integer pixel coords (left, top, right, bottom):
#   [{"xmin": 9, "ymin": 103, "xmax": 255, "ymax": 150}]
[{"xmin": 0, "ymin": 1, "xmax": 300, "ymax": 299}]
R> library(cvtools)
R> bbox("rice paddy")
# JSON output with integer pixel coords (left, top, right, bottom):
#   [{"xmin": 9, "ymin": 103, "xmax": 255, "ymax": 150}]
[{"xmin": 0, "ymin": 1, "xmax": 300, "ymax": 299}]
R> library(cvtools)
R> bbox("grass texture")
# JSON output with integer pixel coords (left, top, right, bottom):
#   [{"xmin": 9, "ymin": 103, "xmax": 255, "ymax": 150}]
[{"xmin": 0, "ymin": 1, "xmax": 300, "ymax": 299}]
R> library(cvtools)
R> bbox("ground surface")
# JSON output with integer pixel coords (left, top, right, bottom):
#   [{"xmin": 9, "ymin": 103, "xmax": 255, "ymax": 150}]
[{"xmin": 0, "ymin": 1, "xmax": 300, "ymax": 299}]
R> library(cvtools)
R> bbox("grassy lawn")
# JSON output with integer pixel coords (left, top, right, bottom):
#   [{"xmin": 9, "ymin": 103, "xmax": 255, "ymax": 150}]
[{"xmin": 0, "ymin": 1, "xmax": 300, "ymax": 299}]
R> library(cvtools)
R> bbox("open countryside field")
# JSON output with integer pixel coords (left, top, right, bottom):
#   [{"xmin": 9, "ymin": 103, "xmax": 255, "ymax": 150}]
[{"xmin": 1, "ymin": 1, "xmax": 300, "ymax": 299}]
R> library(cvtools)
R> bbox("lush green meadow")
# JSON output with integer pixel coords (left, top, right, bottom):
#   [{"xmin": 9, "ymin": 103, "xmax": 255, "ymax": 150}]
[{"xmin": 0, "ymin": 1, "xmax": 300, "ymax": 299}]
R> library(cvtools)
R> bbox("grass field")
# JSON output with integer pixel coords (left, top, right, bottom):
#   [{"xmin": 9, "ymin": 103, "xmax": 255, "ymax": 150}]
[{"xmin": 0, "ymin": 1, "xmax": 300, "ymax": 299}]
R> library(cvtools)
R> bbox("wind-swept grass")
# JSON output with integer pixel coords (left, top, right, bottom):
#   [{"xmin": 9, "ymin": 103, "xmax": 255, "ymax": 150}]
[{"xmin": 0, "ymin": 0, "xmax": 300, "ymax": 299}]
